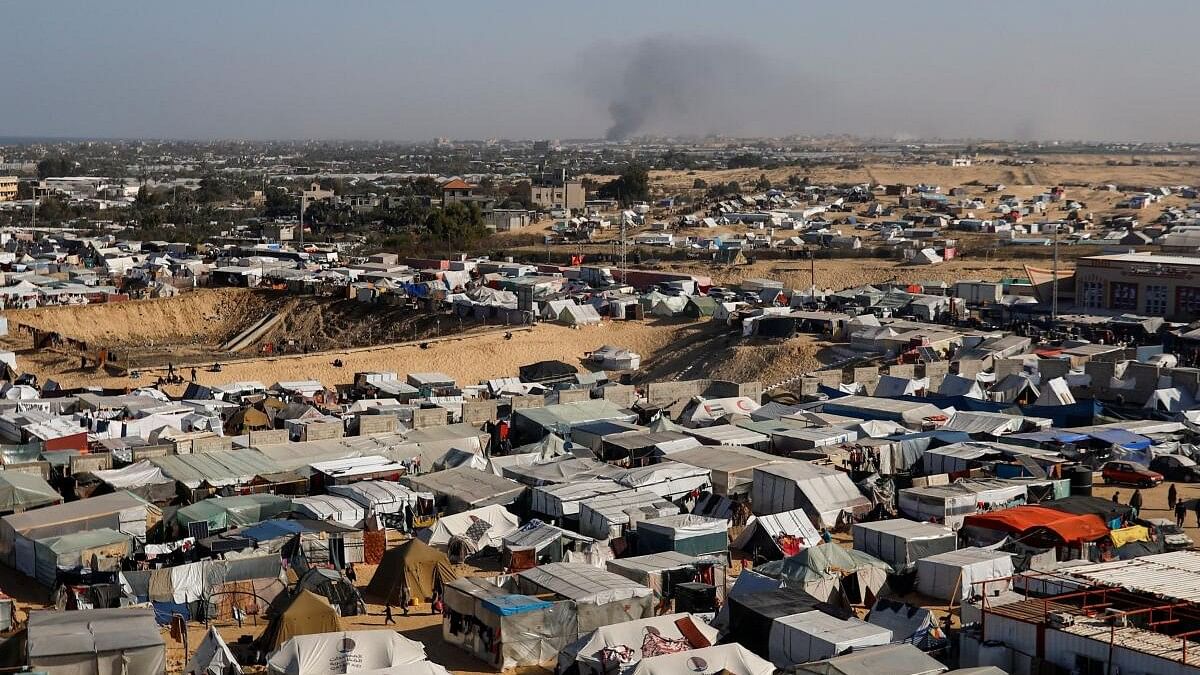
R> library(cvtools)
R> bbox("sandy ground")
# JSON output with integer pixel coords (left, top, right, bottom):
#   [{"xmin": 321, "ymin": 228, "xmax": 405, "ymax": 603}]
[
  {"xmin": 9, "ymin": 320, "xmax": 697, "ymax": 392},
  {"xmin": 662, "ymin": 256, "xmax": 1040, "ymax": 290}
]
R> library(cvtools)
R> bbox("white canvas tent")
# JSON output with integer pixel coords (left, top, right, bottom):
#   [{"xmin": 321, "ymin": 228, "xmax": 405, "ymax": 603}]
[
  {"xmin": 326, "ymin": 480, "xmax": 429, "ymax": 516},
  {"xmin": 873, "ymin": 375, "xmax": 928, "ymax": 398},
  {"xmin": 852, "ymin": 518, "xmax": 956, "ymax": 572},
  {"xmin": 768, "ymin": 611, "xmax": 892, "ymax": 668},
  {"xmin": 630, "ymin": 643, "xmax": 774, "ymax": 675},
  {"xmin": 938, "ymin": 374, "xmax": 985, "ymax": 399},
  {"xmin": 266, "ymin": 630, "xmax": 430, "ymax": 674},
  {"xmin": 750, "ymin": 462, "xmax": 872, "ymax": 527},
  {"xmin": 187, "ymin": 626, "xmax": 242, "ymax": 675},
  {"xmin": 1145, "ymin": 387, "xmax": 1195, "ymax": 414},
  {"xmin": 420, "ymin": 504, "xmax": 520, "ymax": 550},
  {"xmin": 579, "ymin": 489, "xmax": 679, "ymax": 540},
  {"xmin": 731, "ymin": 509, "xmax": 822, "ymax": 561},
  {"xmin": 558, "ymin": 612, "xmax": 719, "ymax": 675},
  {"xmin": 682, "ymin": 396, "xmax": 761, "ymax": 427},
  {"xmin": 614, "ymin": 464, "xmax": 713, "ymax": 501},
  {"xmin": 916, "ymin": 547, "xmax": 1014, "ymax": 602},
  {"xmin": 292, "ymin": 495, "xmax": 367, "ymax": 528},
  {"xmin": 792, "ymin": 643, "xmax": 948, "ymax": 675},
  {"xmin": 912, "ymin": 248, "xmax": 944, "ymax": 265},
  {"xmin": 27, "ymin": 608, "xmax": 166, "ymax": 675},
  {"xmin": 1035, "ymin": 377, "xmax": 1077, "ymax": 406},
  {"xmin": 560, "ymin": 303, "xmax": 602, "ymax": 326}
]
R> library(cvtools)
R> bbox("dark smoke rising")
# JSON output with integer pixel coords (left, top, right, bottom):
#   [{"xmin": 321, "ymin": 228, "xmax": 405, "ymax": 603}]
[{"xmin": 578, "ymin": 36, "xmax": 807, "ymax": 141}]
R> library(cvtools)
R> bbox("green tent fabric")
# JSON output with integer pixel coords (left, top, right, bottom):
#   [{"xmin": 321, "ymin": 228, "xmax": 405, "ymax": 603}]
[
  {"xmin": 175, "ymin": 494, "xmax": 293, "ymax": 531},
  {"xmin": 755, "ymin": 542, "xmax": 892, "ymax": 607},
  {"xmin": 366, "ymin": 538, "xmax": 459, "ymax": 605},
  {"xmin": 0, "ymin": 471, "xmax": 61, "ymax": 513}
]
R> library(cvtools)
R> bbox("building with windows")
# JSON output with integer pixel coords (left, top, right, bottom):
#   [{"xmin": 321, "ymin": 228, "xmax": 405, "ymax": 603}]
[
  {"xmin": 529, "ymin": 178, "xmax": 585, "ymax": 212},
  {"xmin": 0, "ymin": 177, "xmax": 17, "ymax": 202},
  {"xmin": 1075, "ymin": 253, "xmax": 1200, "ymax": 319}
]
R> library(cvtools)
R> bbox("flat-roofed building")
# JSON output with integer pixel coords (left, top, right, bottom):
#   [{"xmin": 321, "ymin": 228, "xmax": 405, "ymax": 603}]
[{"xmin": 1075, "ymin": 252, "xmax": 1200, "ymax": 320}]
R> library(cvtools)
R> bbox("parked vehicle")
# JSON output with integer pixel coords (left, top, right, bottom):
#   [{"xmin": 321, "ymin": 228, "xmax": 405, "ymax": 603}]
[
  {"xmin": 1145, "ymin": 518, "xmax": 1194, "ymax": 551},
  {"xmin": 1101, "ymin": 461, "xmax": 1163, "ymax": 487},
  {"xmin": 1149, "ymin": 455, "xmax": 1200, "ymax": 483}
]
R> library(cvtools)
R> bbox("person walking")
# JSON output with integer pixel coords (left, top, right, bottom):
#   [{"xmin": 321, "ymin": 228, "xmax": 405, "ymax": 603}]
[
  {"xmin": 1112, "ymin": 491, "xmax": 1120, "ymax": 504},
  {"xmin": 1169, "ymin": 483, "xmax": 1178, "ymax": 511},
  {"xmin": 346, "ymin": 564, "xmax": 357, "ymax": 584},
  {"xmin": 384, "ymin": 604, "xmax": 395, "ymax": 625},
  {"xmin": 1130, "ymin": 489, "xmax": 1143, "ymax": 519},
  {"xmin": 1176, "ymin": 500, "xmax": 1188, "ymax": 528}
]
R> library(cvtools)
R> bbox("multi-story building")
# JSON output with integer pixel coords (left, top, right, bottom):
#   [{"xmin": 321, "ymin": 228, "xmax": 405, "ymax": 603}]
[
  {"xmin": 1075, "ymin": 252, "xmax": 1200, "ymax": 320},
  {"xmin": 529, "ymin": 179, "xmax": 585, "ymax": 212},
  {"xmin": 0, "ymin": 176, "xmax": 17, "ymax": 202}
]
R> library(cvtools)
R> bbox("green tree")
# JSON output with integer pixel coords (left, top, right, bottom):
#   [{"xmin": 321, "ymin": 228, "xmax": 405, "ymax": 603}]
[
  {"xmin": 37, "ymin": 155, "xmax": 77, "ymax": 179},
  {"xmin": 754, "ymin": 173, "xmax": 772, "ymax": 191},
  {"xmin": 692, "ymin": 178, "xmax": 708, "ymax": 190},
  {"xmin": 597, "ymin": 164, "xmax": 650, "ymax": 206}
]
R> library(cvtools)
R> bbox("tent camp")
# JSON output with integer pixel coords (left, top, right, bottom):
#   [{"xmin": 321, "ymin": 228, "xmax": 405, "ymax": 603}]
[
  {"xmin": 731, "ymin": 509, "xmax": 822, "ymax": 562},
  {"xmin": 865, "ymin": 599, "xmax": 944, "ymax": 646},
  {"xmin": 0, "ymin": 470, "xmax": 61, "ymax": 514},
  {"xmin": 606, "ymin": 550, "xmax": 727, "ymax": 606},
  {"xmin": 755, "ymin": 543, "xmax": 891, "ymax": 607},
  {"xmin": 724, "ymin": 587, "xmax": 854, "ymax": 660},
  {"xmin": 367, "ymin": 538, "xmax": 459, "ymax": 606},
  {"xmin": 938, "ymin": 374, "xmax": 985, "ymax": 399},
  {"xmin": 291, "ymin": 495, "xmax": 366, "ymax": 528},
  {"xmin": 500, "ymin": 520, "xmax": 601, "ymax": 570},
  {"xmin": 255, "ymin": 590, "xmax": 345, "ymax": 653},
  {"xmin": 614, "ymin": 463, "xmax": 713, "ymax": 501},
  {"xmin": 31, "ymin": 528, "xmax": 131, "ymax": 587},
  {"xmin": 514, "ymin": 562, "xmax": 655, "ymax": 630},
  {"xmin": 916, "ymin": 547, "xmax": 1014, "ymax": 602},
  {"xmin": 326, "ymin": 480, "xmax": 430, "ymax": 517},
  {"xmin": 174, "ymin": 494, "xmax": 293, "ymax": 533},
  {"xmin": 0, "ymin": 490, "xmax": 159, "ymax": 568},
  {"xmin": 295, "ymin": 567, "xmax": 364, "ymax": 616},
  {"xmin": 750, "ymin": 462, "xmax": 872, "ymax": 527},
  {"xmin": 27, "ymin": 607, "xmax": 166, "ymax": 675},
  {"xmin": 768, "ymin": 610, "xmax": 893, "ymax": 668},
  {"xmin": 558, "ymin": 612, "xmax": 720, "ymax": 675},
  {"xmin": 80, "ymin": 460, "xmax": 176, "ymax": 504},
  {"xmin": 667, "ymin": 444, "xmax": 780, "ymax": 496},
  {"xmin": 442, "ymin": 576, "xmax": 573, "ymax": 670},
  {"xmin": 630, "ymin": 644, "xmax": 774, "ymax": 675},
  {"xmin": 560, "ymin": 303, "xmax": 602, "ymax": 326},
  {"xmin": 420, "ymin": 503, "xmax": 521, "ymax": 558},
  {"xmin": 578, "ymin": 489, "xmax": 679, "ymax": 540},
  {"xmin": 187, "ymin": 625, "xmax": 242, "ymax": 675},
  {"xmin": 266, "ymin": 630, "xmax": 432, "ymax": 675},
  {"xmin": 852, "ymin": 518, "xmax": 957, "ymax": 572},
  {"xmin": 402, "ymin": 466, "xmax": 525, "ymax": 513}
]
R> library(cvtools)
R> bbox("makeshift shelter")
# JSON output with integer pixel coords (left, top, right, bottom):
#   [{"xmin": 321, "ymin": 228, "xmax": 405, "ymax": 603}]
[
  {"xmin": 187, "ymin": 625, "xmax": 242, "ymax": 675},
  {"xmin": 291, "ymin": 495, "xmax": 366, "ymax": 528},
  {"xmin": 326, "ymin": 479, "xmax": 430, "ymax": 517},
  {"xmin": 614, "ymin": 463, "xmax": 713, "ymax": 501},
  {"xmin": 938, "ymin": 374, "xmax": 985, "ymax": 399},
  {"xmin": 750, "ymin": 462, "xmax": 872, "ymax": 527},
  {"xmin": 27, "ymin": 607, "xmax": 166, "ymax": 675},
  {"xmin": 852, "ymin": 518, "xmax": 957, "ymax": 572},
  {"xmin": 367, "ymin": 538, "xmax": 458, "ymax": 606},
  {"xmin": 898, "ymin": 479, "xmax": 1028, "ymax": 526},
  {"xmin": 916, "ymin": 547, "xmax": 1014, "ymax": 602},
  {"xmin": 755, "ymin": 543, "xmax": 891, "ymax": 607},
  {"xmin": 731, "ymin": 508, "xmax": 822, "ymax": 562},
  {"xmin": 1145, "ymin": 387, "xmax": 1196, "ymax": 414},
  {"xmin": 769, "ymin": 610, "xmax": 892, "ymax": 668},
  {"xmin": 255, "ymin": 589, "xmax": 345, "ymax": 653},
  {"xmin": 560, "ymin": 303, "xmax": 603, "ymax": 326},
  {"xmin": 725, "ymin": 587, "xmax": 853, "ymax": 660},
  {"xmin": 667, "ymin": 444, "xmax": 780, "ymax": 495},
  {"xmin": 0, "ymin": 490, "xmax": 158, "ymax": 568},
  {"xmin": 32, "ymin": 528, "xmax": 130, "ymax": 587},
  {"xmin": 578, "ymin": 489, "xmax": 680, "ymax": 540},
  {"xmin": 606, "ymin": 550, "xmax": 727, "ymax": 608},
  {"xmin": 1036, "ymin": 377, "xmax": 1077, "ymax": 406},
  {"xmin": 530, "ymin": 479, "xmax": 627, "ymax": 521},
  {"xmin": 442, "ymin": 576, "xmax": 573, "ymax": 670},
  {"xmin": 635, "ymin": 514, "xmax": 728, "ymax": 557},
  {"xmin": 514, "ymin": 562, "xmax": 654, "ymax": 631},
  {"xmin": 295, "ymin": 567, "xmax": 364, "ymax": 616},
  {"xmin": 558, "ymin": 612, "xmax": 720, "ymax": 675},
  {"xmin": 630, "ymin": 643, "xmax": 774, "ymax": 675},
  {"xmin": 960, "ymin": 505, "xmax": 1109, "ymax": 547},
  {"xmin": 174, "ymin": 494, "xmax": 293, "ymax": 534},
  {"xmin": 865, "ymin": 600, "xmax": 943, "ymax": 646},
  {"xmin": 81, "ymin": 460, "xmax": 176, "ymax": 504},
  {"xmin": 420, "ymin": 503, "xmax": 521, "ymax": 558},
  {"xmin": 518, "ymin": 359, "xmax": 578, "ymax": 384},
  {"xmin": 266, "ymin": 630, "xmax": 429, "ymax": 675},
  {"xmin": 791, "ymin": 642, "xmax": 948, "ymax": 675},
  {"xmin": 403, "ymin": 466, "xmax": 526, "ymax": 513},
  {"xmin": 500, "ymin": 520, "xmax": 601, "ymax": 570},
  {"xmin": 0, "ymin": 470, "xmax": 61, "ymax": 514},
  {"xmin": 873, "ymin": 375, "xmax": 928, "ymax": 398},
  {"xmin": 681, "ymin": 396, "xmax": 761, "ymax": 427}
]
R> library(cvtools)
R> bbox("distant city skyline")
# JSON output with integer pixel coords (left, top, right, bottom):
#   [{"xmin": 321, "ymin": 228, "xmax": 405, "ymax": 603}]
[{"xmin": 3, "ymin": 1, "xmax": 1199, "ymax": 142}]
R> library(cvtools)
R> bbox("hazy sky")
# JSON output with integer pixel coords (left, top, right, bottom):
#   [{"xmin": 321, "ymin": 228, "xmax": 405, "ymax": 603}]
[{"xmin": 3, "ymin": 1, "xmax": 1199, "ymax": 142}]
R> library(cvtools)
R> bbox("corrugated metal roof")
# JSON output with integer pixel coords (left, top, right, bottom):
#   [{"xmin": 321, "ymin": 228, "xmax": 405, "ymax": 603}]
[{"xmin": 1064, "ymin": 550, "xmax": 1200, "ymax": 603}]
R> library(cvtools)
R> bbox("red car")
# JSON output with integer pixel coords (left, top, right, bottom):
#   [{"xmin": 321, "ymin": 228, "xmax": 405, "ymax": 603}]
[{"xmin": 1101, "ymin": 461, "xmax": 1163, "ymax": 487}]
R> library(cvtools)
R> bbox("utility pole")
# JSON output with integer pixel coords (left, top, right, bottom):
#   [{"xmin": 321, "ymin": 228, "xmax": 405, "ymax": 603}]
[
  {"xmin": 1052, "ymin": 222, "xmax": 1060, "ymax": 321},
  {"xmin": 298, "ymin": 195, "xmax": 306, "ymax": 250}
]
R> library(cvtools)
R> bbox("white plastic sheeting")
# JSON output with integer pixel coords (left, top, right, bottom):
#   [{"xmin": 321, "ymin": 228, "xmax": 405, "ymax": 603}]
[
  {"xmin": 916, "ymin": 547, "xmax": 1014, "ymax": 602},
  {"xmin": 266, "ymin": 630, "xmax": 428, "ymax": 674},
  {"xmin": 630, "ymin": 643, "xmax": 775, "ymax": 675},
  {"xmin": 750, "ymin": 462, "xmax": 871, "ymax": 527},
  {"xmin": 614, "ymin": 464, "xmax": 712, "ymax": 501},
  {"xmin": 516, "ymin": 562, "xmax": 652, "ymax": 605},
  {"xmin": 731, "ymin": 509, "xmax": 822, "ymax": 558},
  {"xmin": 852, "ymin": 518, "xmax": 956, "ymax": 571},
  {"xmin": 292, "ymin": 495, "xmax": 367, "ymax": 528},
  {"xmin": 187, "ymin": 626, "xmax": 242, "ymax": 675},
  {"xmin": 558, "ymin": 613, "xmax": 719, "ymax": 675},
  {"xmin": 91, "ymin": 461, "xmax": 171, "ymax": 490},
  {"xmin": 326, "ymin": 480, "xmax": 428, "ymax": 516},
  {"xmin": 768, "ymin": 611, "xmax": 892, "ymax": 667},
  {"xmin": 420, "ymin": 504, "xmax": 520, "ymax": 550}
]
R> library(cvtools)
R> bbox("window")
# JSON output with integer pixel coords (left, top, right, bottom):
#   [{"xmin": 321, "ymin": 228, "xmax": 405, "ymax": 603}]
[
  {"xmin": 1178, "ymin": 287, "xmax": 1200, "ymax": 317},
  {"xmin": 1074, "ymin": 655, "xmax": 1106, "ymax": 675},
  {"xmin": 1111, "ymin": 282, "xmax": 1138, "ymax": 311},
  {"xmin": 1146, "ymin": 285, "xmax": 1168, "ymax": 315},
  {"xmin": 1082, "ymin": 280, "xmax": 1104, "ymax": 309}
]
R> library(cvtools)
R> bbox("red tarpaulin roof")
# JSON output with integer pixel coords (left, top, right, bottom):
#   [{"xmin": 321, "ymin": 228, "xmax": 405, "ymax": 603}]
[{"xmin": 963, "ymin": 505, "xmax": 1109, "ymax": 543}]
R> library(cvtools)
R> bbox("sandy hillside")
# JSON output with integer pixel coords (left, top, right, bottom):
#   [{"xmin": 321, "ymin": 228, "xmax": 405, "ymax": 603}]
[{"xmin": 660, "ymin": 256, "xmax": 1040, "ymax": 290}]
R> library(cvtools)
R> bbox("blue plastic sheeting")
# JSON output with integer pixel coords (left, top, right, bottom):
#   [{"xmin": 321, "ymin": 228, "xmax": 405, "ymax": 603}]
[
  {"xmin": 1008, "ymin": 430, "xmax": 1091, "ymax": 444},
  {"xmin": 1088, "ymin": 429, "xmax": 1152, "ymax": 450},
  {"xmin": 152, "ymin": 600, "xmax": 190, "ymax": 625},
  {"xmin": 481, "ymin": 594, "xmax": 552, "ymax": 616},
  {"xmin": 242, "ymin": 519, "xmax": 309, "ymax": 542}
]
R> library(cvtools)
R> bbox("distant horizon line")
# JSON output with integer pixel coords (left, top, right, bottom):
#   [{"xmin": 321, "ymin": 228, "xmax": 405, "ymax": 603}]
[{"xmin": 3, "ymin": 134, "xmax": 1200, "ymax": 147}]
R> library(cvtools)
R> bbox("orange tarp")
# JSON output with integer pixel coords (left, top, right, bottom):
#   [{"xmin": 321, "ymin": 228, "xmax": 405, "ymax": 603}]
[{"xmin": 964, "ymin": 505, "xmax": 1109, "ymax": 543}]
